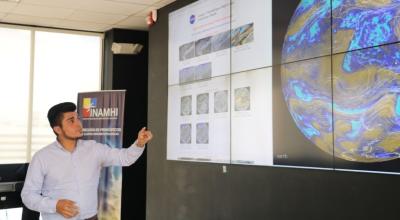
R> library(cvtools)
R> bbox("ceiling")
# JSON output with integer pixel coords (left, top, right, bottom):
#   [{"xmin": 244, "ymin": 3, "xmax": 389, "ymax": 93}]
[{"xmin": 0, "ymin": 0, "xmax": 175, "ymax": 32}]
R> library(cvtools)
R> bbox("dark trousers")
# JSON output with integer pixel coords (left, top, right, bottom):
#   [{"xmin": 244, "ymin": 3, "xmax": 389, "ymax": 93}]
[{"xmin": 85, "ymin": 215, "xmax": 98, "ymax": 220}]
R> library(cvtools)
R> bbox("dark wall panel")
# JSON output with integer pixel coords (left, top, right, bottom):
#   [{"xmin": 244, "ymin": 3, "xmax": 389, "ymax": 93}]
[{"xmin": 103, "ymin": 28, "xmax": 148, "ymax": 220}]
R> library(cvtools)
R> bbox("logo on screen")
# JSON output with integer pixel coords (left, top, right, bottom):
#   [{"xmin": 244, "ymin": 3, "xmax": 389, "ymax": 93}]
[
  {"xmin": 82, "ymin": 98, "xmax": 97, "ymax": 118},
  {"xmin": 190, "ymin": 15, "xmax": 195, "ymax": 24}
]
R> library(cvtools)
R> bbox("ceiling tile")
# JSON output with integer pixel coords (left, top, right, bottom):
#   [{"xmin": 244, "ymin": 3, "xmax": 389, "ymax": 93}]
[
  {"xmin": 0, "ymin": 2, "xmax": 18, "ymax": 13},
  {"xmin": 105, "ymin": 0, "xmax": 160, "ymax": 5},
  {"xmin": 78, "ymin": 0, "xmax": 147, "ymax": 16},
  {"xmin": 115, "ymin": 15, "xmax": 146, "ymax": 27},
  {"xmin": 3, "ymin": 13, "xmax": 61, "ymax": 27},
  {"xmin": 114, "ymin": 15, "xmax": 148, "ymax": 30},
  {"xmin": 57, "ymin": 19, "xmax": 110, "ymax": 32},
  {"xmin": 0, "ymin": 12, "xmax": 6, "ymax": 20},
  {"xmin": 67, "ymin": 10, "xmax": 128, "ymax": 25},
  {"xmin": 19, "ymin": 0, "xmax": 83, "ymax": 9},
  {"xmin": 0, "ymin": 0, "xmax": 172, "ymax": 32},
  {"xmin": 12, "ymin": 4, "xmax": 74, "ymax": 19},
  {"xmin": 154, "ymin": 0, "xmax": 175, "ymax": 7},
  {"xmin": 135, "ymin": 5, "xmax": 157, "ymax": 17}
]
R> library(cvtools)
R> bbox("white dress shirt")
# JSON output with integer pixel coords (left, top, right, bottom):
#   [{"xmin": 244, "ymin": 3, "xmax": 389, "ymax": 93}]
[{"xmin": 21, "ymin": 139, "xmax": 144, "ymax": 220}]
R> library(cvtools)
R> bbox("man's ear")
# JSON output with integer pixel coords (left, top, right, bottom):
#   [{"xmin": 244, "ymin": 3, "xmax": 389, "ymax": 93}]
[{"xmin": 53, "ymin": 126, "xmax": 62, "ymax": 136}]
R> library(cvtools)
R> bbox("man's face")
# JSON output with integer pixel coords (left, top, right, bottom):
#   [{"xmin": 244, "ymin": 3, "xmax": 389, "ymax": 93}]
[{"xmin": 56, "ymin": 111, "xmax": 83, "ymax": 140}]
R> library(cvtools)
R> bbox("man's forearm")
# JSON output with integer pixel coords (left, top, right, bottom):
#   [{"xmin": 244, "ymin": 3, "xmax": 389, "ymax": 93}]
[
  {"xmin": 121, "ymin": 142, "xmax": 145, "ymax": 166},
  {"xmin": 21, "ymin": 191, "xmax": 58, "ymax": 214}
]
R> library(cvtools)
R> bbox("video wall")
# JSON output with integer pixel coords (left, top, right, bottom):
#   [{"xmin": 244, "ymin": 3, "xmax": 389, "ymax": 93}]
[{"xmin": 167, "ymin": 0, "xmax": 400, "ymax": 174}]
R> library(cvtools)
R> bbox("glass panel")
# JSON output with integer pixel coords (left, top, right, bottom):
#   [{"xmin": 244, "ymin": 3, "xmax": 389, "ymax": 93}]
[
  {"xmin": 273, "ymin": 56, "xmax": 334, "ymax": 169},
  {"xmin": 167, "ymin": 75, "xmax": 231, "ymax": 163},
  {"xmin": 279, "ymin": 0, "xmax": 331, "ymax": 64},
  {"xmin": 0, "ymin": 27, "xmax": 31, "ymax": 164},
  {"xmin": 332, "ymin": 1, "xmax": 400, "ymax": 54},
  {"xmin": 168, "ymin": 0, "xmax": 231, "ymax": 86},
  {"xmin": 0, "ymin": 208, "xmax": 23, "ymax": 220},
  {"xmin": 31, "ymin": 31, "xmax": 101, "ymax": 156},
  {"xmin": 230, "ymin": 0, "xmax": 272, "ymax": 72},
  {"xmin": 333, "ymin": 42, "xmax": 400, "ymax": 173},
  {"xmin": 231, "ymin": 67, "xmax": 273, "ymax": 165}
]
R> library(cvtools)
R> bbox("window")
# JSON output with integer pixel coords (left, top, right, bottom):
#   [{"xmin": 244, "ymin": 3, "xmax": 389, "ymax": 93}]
[
  {"xmin": 0, "ymin": 25, "xmax": 102, "ymax": 164},
  {"xmin": 31, "ymin": 31, "xmax": 101, "ymax": 156},
  {"xmin": 0, "ymin": 27, "xmax": 31, "ymax": 164}
]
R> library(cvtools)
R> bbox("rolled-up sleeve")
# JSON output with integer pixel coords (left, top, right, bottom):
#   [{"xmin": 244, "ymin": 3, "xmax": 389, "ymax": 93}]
[
  {"xmin": 97, "ymin": 141, "xmax": 145, "ymax": 167},
  {"xmin": 21, "ymin": 154, "xmax": 58, "ymax": 214}
]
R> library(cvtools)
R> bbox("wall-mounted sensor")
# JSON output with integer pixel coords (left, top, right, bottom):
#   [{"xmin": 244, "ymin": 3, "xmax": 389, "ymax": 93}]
[{"xmin": 146, "ymin": 9, "xmax": 157, "ymax": 27}]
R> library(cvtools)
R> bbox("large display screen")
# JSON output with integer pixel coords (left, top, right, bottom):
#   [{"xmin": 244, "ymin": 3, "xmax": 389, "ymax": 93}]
[
  {"xmin": 167, "ymin": 0, "xmax": 273, "ymax": 164},
  {"xmin": 168, "ymin": 0, "xmax": 400, "ymax": 174}
]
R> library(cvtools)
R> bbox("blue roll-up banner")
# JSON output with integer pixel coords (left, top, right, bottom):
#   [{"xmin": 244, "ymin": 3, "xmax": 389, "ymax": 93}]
[{"xmin": 77, "ymin": 90, "xmax": 126, "ymax": 220}]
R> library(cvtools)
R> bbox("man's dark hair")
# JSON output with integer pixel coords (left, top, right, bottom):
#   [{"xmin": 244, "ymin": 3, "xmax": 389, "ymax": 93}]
[{"xmin": 47, "ymin": 102, "xmax": 77, "ymax": 128}]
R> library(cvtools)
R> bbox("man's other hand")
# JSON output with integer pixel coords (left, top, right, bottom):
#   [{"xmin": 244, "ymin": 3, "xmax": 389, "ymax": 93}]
[
  {"xmin": 136, "ymin": 127, "xmax": 153, "ymax": 147},
  {"xmin": 56, "ymin": 199, "xmax": 79, "ymax": 218}
]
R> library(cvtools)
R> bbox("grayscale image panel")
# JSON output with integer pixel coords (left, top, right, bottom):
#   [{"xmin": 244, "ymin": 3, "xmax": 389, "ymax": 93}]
[
  {"xmin": 214, "ymin": 90, "xmax": 228, "ymax": 113},
  {"xmin": 195, "ymin": 36, "xmax": 212, "ymax": 56},
  {"xmin": 231, "ymin": 23, "xmax": 254, "ymax": 47},
  {"xmin": 196, "ymin": 122, "xmax": 209, "ymax": 144},
  {"xmin": 195, "ymin": 62, "xmax": 212, "ymax": 81},
  {"xmin": 234, "ymin": 87, "xmax": 251, "ymax": 111},
  {"xmin": 211, "ymin": 30, "xmax": 230, "ymax": 52},
  {"xmin": 179, "ymin": 42, "xmax": 195, "ymax": 61},
  {"xmin": 196, "ymin": 93, "xmax": 209, "ymax": 114},
  {"xmin": 180, "ymin": 123, "xmax": 192, "ymax": 144},
  {"xmin": 179, "ymin": 66, "xmax": 196, "ymax": 84},
  {"xmin": 180, "ymin": 95, "xmax": 192, "ymax": 116}
]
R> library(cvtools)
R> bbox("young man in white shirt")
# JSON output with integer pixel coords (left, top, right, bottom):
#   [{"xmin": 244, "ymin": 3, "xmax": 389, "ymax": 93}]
[{"xmin": 21, "ymin": 102, "xmax": 153, "ymax": 220}]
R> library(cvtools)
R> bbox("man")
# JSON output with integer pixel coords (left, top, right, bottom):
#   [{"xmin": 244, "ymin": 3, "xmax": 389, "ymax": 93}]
[{"xmin": 21, "ymin": 102, "xmax": 153, "ymax": 220}]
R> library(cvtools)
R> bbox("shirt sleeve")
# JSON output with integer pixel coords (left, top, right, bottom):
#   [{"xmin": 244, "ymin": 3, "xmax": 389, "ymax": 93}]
[
  {"xmin": 96, "ymin": 141, "xmax": 145, "ymax": 167},
  {"xmin": 21, "ymin": 154, "xmax": 58, "ymax": 214}
]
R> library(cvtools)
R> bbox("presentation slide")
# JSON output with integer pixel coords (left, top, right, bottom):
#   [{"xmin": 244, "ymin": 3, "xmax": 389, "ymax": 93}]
[
  {"xmin": 168, "ymin": 0, "xmax": 272, "ymax": 85},
  {"xmin": 167, "ymin": 75, "xmax": 231, "ymax": 163},
  {"xmin": 230, "ymin": 0, "xmax": 272, "ymax": 72},
  {"xmin": 167, "ymin": 0, "xmax": 273, "ymax": 164},
  {"xmin": 168, "ymin": 0, "xmax": 230, "ymax": 85},
  {"xmin": 231, "ymin": 68, "xmax": 273, "ymax": 165}
]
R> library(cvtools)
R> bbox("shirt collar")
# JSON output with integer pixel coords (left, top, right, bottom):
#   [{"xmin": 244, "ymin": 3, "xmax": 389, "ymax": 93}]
[{"xmin": 54, "ymin": 139, "xmax": 81, "ymax": 152}]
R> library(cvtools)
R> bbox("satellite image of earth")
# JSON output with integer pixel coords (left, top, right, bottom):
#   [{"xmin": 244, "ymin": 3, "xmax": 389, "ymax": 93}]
[{"xmin": 281, "ymin": 0, "xmax": 400, "ymax": 162}]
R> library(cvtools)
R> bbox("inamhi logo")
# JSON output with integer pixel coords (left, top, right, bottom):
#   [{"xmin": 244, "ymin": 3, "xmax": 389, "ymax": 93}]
[{"xmin": 82, "ymin": 98, "xmax": 119, "ymax": 118}]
